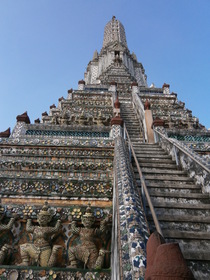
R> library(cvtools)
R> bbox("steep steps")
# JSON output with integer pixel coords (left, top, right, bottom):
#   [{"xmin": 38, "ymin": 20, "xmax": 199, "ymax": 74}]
[
  {"xmin": 120, "ymin": 103, "xmax": 144, "ymax": 142},
  {"xmin": 138, "ymin": 145, "xmax": 210, "ymax": 278},
  {"xmin": 143, "ymin": 175, "xmax": 193, "ymax": 181},
  {"xmin": 121, "ymin": 102, "xmax": 210, "ymax": 279},
  {"xmin": 147, "ymin": 214, "xmax": 210, "ymax": 223},
  {"xmin": 136, "ymin": 162, "xmax": 177, "ymax": 169},
  {"xmin": 140, "ymin": 168, "xmax": 187, "ymax": 175},
  {"xmin": 148, "ymin": 190, "xmax": 209, "ymax": 199}
]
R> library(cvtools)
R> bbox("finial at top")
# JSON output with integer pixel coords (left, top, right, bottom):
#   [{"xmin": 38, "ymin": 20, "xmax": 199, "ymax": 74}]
[{"xmin": 102, "ymin": 17, "xmax": 128, "ymax": 49}]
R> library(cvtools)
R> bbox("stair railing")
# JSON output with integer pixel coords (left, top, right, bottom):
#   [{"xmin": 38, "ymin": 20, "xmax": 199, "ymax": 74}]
[
  {"xmin": 154, "ymin": 128, "xmax": 210, "ymax": 173},
  {"xmin": 124, "ymin": 123, "xmax": 163, "ymax": 237}
]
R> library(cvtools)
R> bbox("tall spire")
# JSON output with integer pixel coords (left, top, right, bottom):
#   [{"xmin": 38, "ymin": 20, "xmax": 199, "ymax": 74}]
[
  {"xmin": 84, "ymin": 17, "xmax": 147, "ymax": 87},
  {"xmin": 102, "ymin": 16, "xmax": 128, "ymax": 48}
]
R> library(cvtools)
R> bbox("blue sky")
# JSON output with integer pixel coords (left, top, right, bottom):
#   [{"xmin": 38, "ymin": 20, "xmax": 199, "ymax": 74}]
[{"xmin": 0, "ymin": 0, "xmax": 209, "ymax": 132}]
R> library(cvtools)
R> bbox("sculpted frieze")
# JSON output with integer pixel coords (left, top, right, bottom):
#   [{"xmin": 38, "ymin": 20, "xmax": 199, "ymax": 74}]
[
  {"xmin": 73, "ymin": 99, "xmax": 112, "ymax": 106},
  {"xmin": 0, "ymin": 169, "xmax": 112, "ymax": 181},
  {"xmin": 0, "ymin": 147, "xmax": 114, "ymax": 157},
  {"xmin": 0, "ymin": 138, "xmax": 114, "ymax": 147},
  {"xmin": 43, "ymin": 94, "xmax": 113, "ymax": 126},
  {"xmin": 0, "ymin": 179, "xmax": 113, "ymax": 197},
  {"xmin": 68, "ymin": 205, "xmax": 111, "ymax": 269},
  {"xmin": 0, "ymin": 206, "xmax": 16, "ymax": 265},
  {"xmin": 0, "ymin": 203, "xmax": 112, "ymax": 270},
  {"xmin": 0, "ymin": 269, "xmax": 111, "ymax": 279},
  {"xmin": 0, "ymin": 158, "xmax": 113, "ymax": 171},
  {"xmin": 18, "ymin": 202, "xmax": 61, "ymax": 267}
]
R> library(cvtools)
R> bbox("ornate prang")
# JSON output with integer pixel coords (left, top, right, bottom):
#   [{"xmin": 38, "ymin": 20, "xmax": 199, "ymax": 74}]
[
  {"xmin": 18, "ymin": 201, "xmax": 61, "ymax": 267},
  {"xmin": 103, "ymin": 16, "xmax": 128, "ymax": 49},
  {"xmin": 0, "ymin": 205, "xmax": 15, "ymax": 264},
  {"xmin": 68, "ymin": 204, "xmax": 111, "ymax": 269}
]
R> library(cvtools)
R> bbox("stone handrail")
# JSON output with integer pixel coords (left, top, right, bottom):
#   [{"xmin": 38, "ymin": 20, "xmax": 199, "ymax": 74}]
[
  {"xmin": 124, "ymin": 124, "xmax": 163, "ymax": 237},
  {"xmin": 154, "ymin": 128, "xmax": 210, "ymax": 174},
  {"xmin": 154, "ymin": 127, "xmax": 210, "ymax": 193}
]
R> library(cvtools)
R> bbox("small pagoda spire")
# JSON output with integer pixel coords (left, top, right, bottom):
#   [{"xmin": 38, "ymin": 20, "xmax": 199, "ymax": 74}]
[
  {"xmin": 93, "ymin": 50, "xmax": 98, "ymax": 60},
  {"xmin": 78, "ymin": 80, "xmax": 85, "ymax": 90}
]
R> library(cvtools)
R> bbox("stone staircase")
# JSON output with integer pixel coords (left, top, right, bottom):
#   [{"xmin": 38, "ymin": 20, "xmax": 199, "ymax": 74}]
[
  {"xmin": 121, "ymin": 104, "xmax": 210, "ymax": 279},
  {"xmin": 120, "ymin": 102, "xmax": 144, "ymax": 143}
]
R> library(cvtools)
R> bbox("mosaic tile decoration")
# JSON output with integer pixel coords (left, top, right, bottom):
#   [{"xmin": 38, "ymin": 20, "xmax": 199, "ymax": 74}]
[
  {"xmin": 25, "ymin": 130, "xmax": 110, "ymax": 138},
  {"xmin": 0, "ymin": 179, "xmax": 113, "ymax": 197},
  {"xmin": 168, "ymin": 134, "xmax": 210, "ymax": 142},
  {"xmin": 114, "ymin": 136, "xmax": 149, "ymax": 279},
  {"xmin": 0, "ymin": 138, "xmax": 114, "ymax": 148}
]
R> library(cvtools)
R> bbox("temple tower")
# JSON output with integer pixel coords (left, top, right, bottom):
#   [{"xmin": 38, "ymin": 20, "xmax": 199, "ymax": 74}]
[
  {"xmin": 84, "ymin": 16, "xmax": 147, "ymax": 90},
  {"xmin": 0, "ymin": 16, "xmax": 209, "ymax": 279},
  {"xmin": 102, "ymin": 16, "xmax": 128, "ymax": 48}
]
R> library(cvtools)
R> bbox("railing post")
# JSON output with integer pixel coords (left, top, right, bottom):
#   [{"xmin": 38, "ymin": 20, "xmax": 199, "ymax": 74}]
[
  {"xmin": 173, "ymin": 145, "xmax": 179, "ymax": 166},
  {"xmin": 141, "ymin": 178, "xmax": 146, "ymax": 214},
  {"xmin": 123, "ymin": 122, "xmax": 126, "ymax": 140},
  {"xmin": 129, "ymin": 144, "xmax": 132, "ymax": 162},
  {"xmin": 154, "ymin": 129, "xmax": 157, "ymax": 143}
]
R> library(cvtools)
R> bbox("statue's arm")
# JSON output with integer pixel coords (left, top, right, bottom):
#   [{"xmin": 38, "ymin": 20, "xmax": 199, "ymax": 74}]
[
  {"xmin": 0, "ymin": 217, "xmax": 15, "ymax": 232},
  {"xmin": 47, "ymin": 220, "xmax": 61, "ymax": 234},
  {"xmin": 54, "ymin": 220, "xmax": 61, "ymax": 232},
  {"xmin": 71, "ymin": 221, "xmax": 80, "ymax": 235},
  {"xmin": 26, "ymin": 219, "xmax": 35, "ymax": 233},
  {"xmin": 7, "ymin": 217, "xmax": 15, "ymax": 229},
  {"xmin": 99, "ymin": 215, "xmax": 111, "ymax": 233}
]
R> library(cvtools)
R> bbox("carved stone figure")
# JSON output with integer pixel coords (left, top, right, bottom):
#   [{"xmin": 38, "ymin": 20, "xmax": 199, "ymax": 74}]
[
  {"xmin": 93, "ymin": 111, "xmax": 110, "ymax": 126},
  {"xmin": 18, "ymin": 201, "xmax": 61, "ymax": 267},
  {"xmin": 68, "ymin": 205, "xmax": 111, "ymax": 269},
  {"xmin": 76, "ymin": 111, "xmax": 88, "ymax": 125},
  {"xmin": 0, "ymin": 206, "xmax": 15, "ymax": 264}
]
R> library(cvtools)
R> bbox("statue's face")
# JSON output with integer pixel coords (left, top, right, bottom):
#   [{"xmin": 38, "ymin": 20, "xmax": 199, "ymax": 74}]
[
  {"xmin": 82, "ymin": 217, "xmax": 94, "ymax": 228},
  {"xmin": 37, "ymin": 214, "xmax": 51, "ymax": 226}
]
